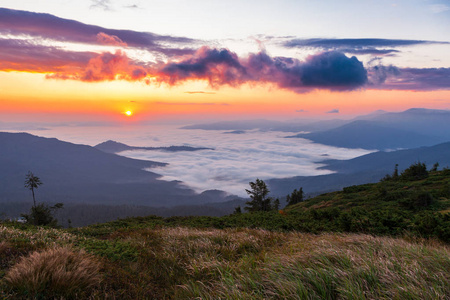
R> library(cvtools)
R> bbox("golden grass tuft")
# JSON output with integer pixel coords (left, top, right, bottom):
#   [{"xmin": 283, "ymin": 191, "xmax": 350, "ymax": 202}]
[{"xmin": 4, "ymin": 246, "xmax": 102, "ymax": 299}]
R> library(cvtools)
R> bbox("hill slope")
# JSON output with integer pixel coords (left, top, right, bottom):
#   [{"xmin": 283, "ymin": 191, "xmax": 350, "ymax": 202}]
[
  {"xmin": 0, "ymin": 132, "xmax": 230, "ymax": 206},
  {"xmin": 1, "ymin": 170, "xmax": 449, "ymax": 298},
  {"xmin": 268, "ymin": 141, "xmax": 450, "ymax": 196}
]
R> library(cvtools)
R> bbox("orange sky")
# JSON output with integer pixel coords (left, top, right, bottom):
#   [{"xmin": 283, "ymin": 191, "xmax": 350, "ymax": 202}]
[
  {"xmin": 1, "ymin": 71, "xmax": 449, "ymax": 123},
  {"xmin": 0, "ymin": 5, "xmax": 449, "ymax": 123}
]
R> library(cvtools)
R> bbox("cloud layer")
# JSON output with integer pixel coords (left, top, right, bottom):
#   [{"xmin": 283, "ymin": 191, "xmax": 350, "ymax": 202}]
[
  {"xmin": 0, "ymin": 8, "xmax": 449, "ymax": 92},
  {"xmin": 118, "ymin": 127, "xmax": 373, "ymax": 196},
  {"xmin": 283, "ymin": 38, "xmax": 447, "ymax": 56},
  {"xmin": 0, "ymin": 7, "xmax": 196, "ymax": 55}
]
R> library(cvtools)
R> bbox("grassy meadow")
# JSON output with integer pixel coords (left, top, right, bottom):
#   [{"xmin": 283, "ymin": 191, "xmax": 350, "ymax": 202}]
[
  {"xmin": 0, "ymin": 224, "xmax": 449, "ymax": 299},
  {"xmin": 0, "ymin": 168, "xmax": 449, "ymax": 299}
]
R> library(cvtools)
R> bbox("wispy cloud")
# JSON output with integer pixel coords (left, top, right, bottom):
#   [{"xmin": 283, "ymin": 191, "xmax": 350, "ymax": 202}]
[
  {"xmin": 0, "ymin": 8, "xmax": 197, "ymax": 55},
  {"xmin": 0, "ymin": 38, "xmax": 93, "ymax": 72},
  {"xmin": 124, "ymin": 4, "xmax": 141, "ymax": 10},
  {"xmin": 296, "ymin": 109, "xmax": 308, "ymax": 113},
  {"xmin": 155, "ymin": 101, "xmax": 229, "ymax": 106},
  {"xmin": 282, "ymin": 38, "xmax": 447, "ymax": 57},
  {"xmin": 283, "ymin": 38, "xmax": 439, "ymax": 48},
  {"xmin": 185, "ymin": 91, "xmax": 216, "ymax": 94},
  {"xmin": 326, "ymin": 109, "xmax": 340, "ymax": 114},
  {"xmin": 429, "ymin": 4, "xmax": 450, "ymax": 13},
  {"xmin": 370, "ymin": 67, "xmax": 450, "ymax": 90},
  {"xmin": 90, "ymin": 0, "xmax": 113, "ymax": 11}
]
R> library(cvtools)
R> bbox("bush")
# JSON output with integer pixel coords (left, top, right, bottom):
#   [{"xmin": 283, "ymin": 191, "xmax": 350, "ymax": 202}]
[
  {"xmin": 4, "ymin": 246, "xmax": 101, "ymax": 299},
  {"xmin": 21, "ymin": 203, "xmax": 63, "ymax": 227},
  {"xmin": 400, "ymin": 162, "xmax": 428, "ymax": 181}
]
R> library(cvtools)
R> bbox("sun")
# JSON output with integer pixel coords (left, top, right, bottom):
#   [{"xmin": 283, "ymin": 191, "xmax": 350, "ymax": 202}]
[{"xmin": 125, "ymin": 110, "xmax": 133, "ymax": 116}]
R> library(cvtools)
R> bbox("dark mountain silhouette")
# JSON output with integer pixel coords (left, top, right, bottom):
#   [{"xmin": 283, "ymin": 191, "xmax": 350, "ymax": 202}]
[
  {"xmin": 268, "ymin": 141, "xmax": 450, "ymax": 197},
  {"xmin": 0, "ymin": 132, "xmax": 230, "ymax": 206},
  {"xmin": 95, "ymin": 140, "xmax": 213, "ymax": 154},
  {"xmin": 289, "ymin": 120, "xmax": 443, "ymax": 150}
]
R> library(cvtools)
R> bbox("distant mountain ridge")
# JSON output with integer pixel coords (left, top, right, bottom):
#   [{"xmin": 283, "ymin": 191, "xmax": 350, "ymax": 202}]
[
  {"xmin": 0, "ymin": 132, "xmax": 231, "ymax": 206},
  {"xmin": 181, "ymin": 108, "xmax": 450, "ymax": 151},
  {"xmin": 268, "ymin": 141, "xmax": 450, "ymax": 197},
  {"xmin": 95, "ymin": 140, "xmax": 213, "ymax": 154},
  {"xmin": 180, "ymin": 119, "xmax": 347, "ymax": 133},
  {"xmin": 355, "ymin": 108, "xmax": 450, "ymax": 139},
  {"xmin": 289, "ymin": 120, "xmax": 443, "ymax": 150}
]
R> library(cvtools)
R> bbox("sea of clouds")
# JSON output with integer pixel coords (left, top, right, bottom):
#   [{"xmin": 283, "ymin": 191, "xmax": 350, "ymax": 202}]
[
  {"xmin": 119, "ymin": 126, "xmax": 371, "ymax": 196},
  {"xmin": 21, "ymin": 124, "xmax": 372, "ymax": 197}
]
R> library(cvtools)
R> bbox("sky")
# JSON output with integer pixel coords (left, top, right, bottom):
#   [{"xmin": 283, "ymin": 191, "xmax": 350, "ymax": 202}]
[{"xmin": 1, "ymin": 0, "xmax": 450, "ymax": 122}]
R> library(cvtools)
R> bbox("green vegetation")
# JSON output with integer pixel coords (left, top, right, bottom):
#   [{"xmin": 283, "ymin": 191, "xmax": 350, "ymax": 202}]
[
  {"xmin": 0, "ymin": 165, "xmax": 449, "ymax": 298},
  {"xmin": 245, "ymin": 178, "xmax": 275, "ymax": 212},
  {"xmin": 286, "ymin": 187, "xmax": 305, "ymax": 206},
  {"xmin": 0, "ymin": 224, "xmax": 449, "ymax": 299},
  {"xmin": 21, "ymin": 203, "xmax": 64, "ymax": 228},
  {"xmin": 22, "ymin": 172, "xmax": 64, "ymax": 227}
]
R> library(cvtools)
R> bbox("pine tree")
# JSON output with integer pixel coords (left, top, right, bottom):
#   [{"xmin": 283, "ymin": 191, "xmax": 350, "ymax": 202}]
[
  {"xmin": 245, "ymin": 179, "xmax": 272, "ymax": 212},
  {"xmin": 286, "ymin": 187, "xmax": 304, "ymax": 206}
]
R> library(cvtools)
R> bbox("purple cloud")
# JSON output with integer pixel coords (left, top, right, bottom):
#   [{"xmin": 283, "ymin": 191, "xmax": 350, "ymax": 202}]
[
  {"xmin": 284, "ymin": 38, "xmax": 445, "ymax": 49},
  {"xmin": 372, "ymin": 67, "xmax": 450, "ymax": 90},
  {"xmin": 340, "ymin": 48, "xmax": 399, "ymax": 56},
  {"xmin": 0, "ymin": 7, "xmax": 196, "ymax": 56},
  {"xmin": 0, "ymin": 8, "xmax": 449, "ymax": 93},
  {"xmin": 158, "ymin": 47, "xmax": 247, "ymax": 86},
  {"xmin": 0, "ymin": 38, "xmax": 94, "ymax": 72},
  {"xmin": 326, "ymin": 109, "xmax": 340, "ymax": 114},
  {"xmin": 156, "ymin": 48, "xmax": 368, "ymax": 91},
  {"xmin": 283, "ymin": 38, "xmax": 447, "ymax": 57}
]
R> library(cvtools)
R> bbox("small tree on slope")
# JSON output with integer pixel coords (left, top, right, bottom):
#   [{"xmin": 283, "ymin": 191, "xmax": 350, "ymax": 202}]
[{"xmin": 245, "ymin": 179, "xmax": 273, "ymax": 212}]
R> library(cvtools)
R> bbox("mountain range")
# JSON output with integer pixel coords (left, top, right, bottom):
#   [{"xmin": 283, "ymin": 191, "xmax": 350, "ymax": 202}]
[
  {"xmin": 0, "ymin": 132, "xmax": 232, "ymax": 206},
  {"xmin": 183, "ymin": 108, "xmax": 450, "ymax": 150},
  {"xmin": 1, "ymin": 108, "xmax": 449, "ymax": 221}
]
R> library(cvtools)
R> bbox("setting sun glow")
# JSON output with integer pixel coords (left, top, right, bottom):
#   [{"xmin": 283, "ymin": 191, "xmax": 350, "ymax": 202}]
[{"xmin": 125, "ymin": 110, "xmax": 133, "ymax": 116}]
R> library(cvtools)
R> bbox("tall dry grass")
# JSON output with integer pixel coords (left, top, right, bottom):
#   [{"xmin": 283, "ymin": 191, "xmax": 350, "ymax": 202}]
[
  {"xmin": 169, "ymin": 230, "xmax": 450, "ymax": 299},
  {"xmin": 1, "ymin": 224, "xmax": 449, "ymax": 299},
  {"xmin": 4, "ymin": 246, "xmax": 101, "ymax": 299}
]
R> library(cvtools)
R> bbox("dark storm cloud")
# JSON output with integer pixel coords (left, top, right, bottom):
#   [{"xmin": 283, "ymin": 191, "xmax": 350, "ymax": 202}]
[
  {"xmin": 159, "ymin": 47, "xmax": 247, "ymax": 86},
  {"xmin": 244, "ymin": 51, "xmax": 368, "ymax": 90},
  {"xmin": 157, "ymin": 48, "xmax": 368, "ymax": 91}
]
